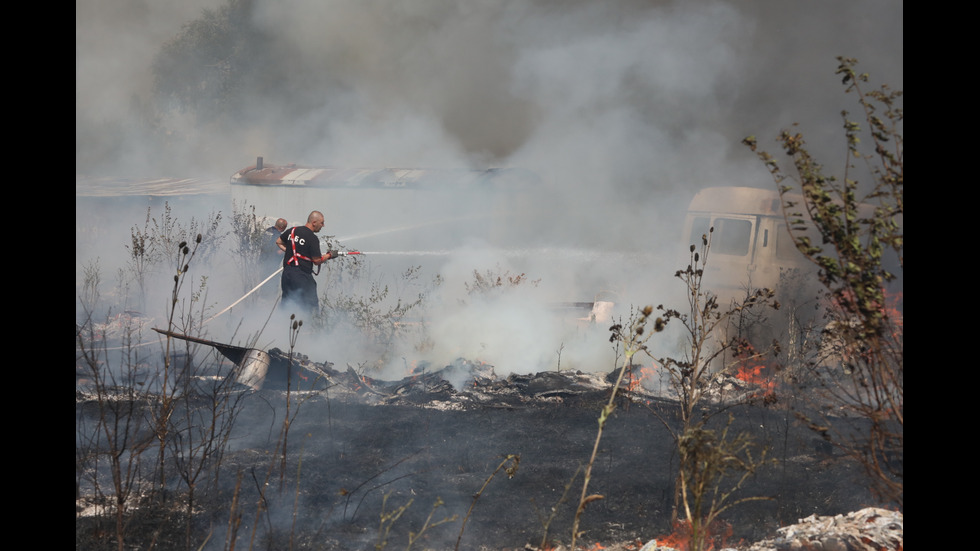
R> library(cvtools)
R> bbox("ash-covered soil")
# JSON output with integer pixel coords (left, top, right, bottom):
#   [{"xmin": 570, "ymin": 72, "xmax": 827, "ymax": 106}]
[{"xmin": 76, "ymin": 359, "xmax": 884, "ymax": 551}]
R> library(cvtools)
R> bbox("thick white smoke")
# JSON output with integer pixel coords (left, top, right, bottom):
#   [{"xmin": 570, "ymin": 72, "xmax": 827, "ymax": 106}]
[{"xmin": 76, "ymin": 0, "xmax": 903, "ymax": 376}]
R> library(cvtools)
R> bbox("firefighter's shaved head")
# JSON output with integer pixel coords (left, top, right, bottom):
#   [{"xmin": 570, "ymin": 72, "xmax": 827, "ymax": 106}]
[{"xmin": 307, "ymin": 211, "xmax": 325, "ymax": 233}]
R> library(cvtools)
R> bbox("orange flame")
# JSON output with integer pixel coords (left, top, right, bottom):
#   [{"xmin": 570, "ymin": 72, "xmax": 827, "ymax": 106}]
[
  {"xmin": 653, "ymin": 519, "xmax": 736, "ymax": 551},
  {"xmin": 732, "ymin": 344, "xmax": 776, "ymax": 400},
  {"xmin": 655, "ymin": 519, "xmax": 693, "ymax": 551},
  {"xmin": 626, "ymin": 364, "xmax": 657, "ymax": 392}
]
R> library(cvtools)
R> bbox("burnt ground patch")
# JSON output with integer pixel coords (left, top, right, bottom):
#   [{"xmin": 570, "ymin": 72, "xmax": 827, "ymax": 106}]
[{"xmin": 77, "ymin": 376, "xmax": 881, "ymax": 550}]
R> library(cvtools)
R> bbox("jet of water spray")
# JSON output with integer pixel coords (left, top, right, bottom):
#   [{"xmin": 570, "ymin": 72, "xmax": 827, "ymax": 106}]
[{"xmin": 356, "ymin": 250, "xmax": 452, "ymax": 256}]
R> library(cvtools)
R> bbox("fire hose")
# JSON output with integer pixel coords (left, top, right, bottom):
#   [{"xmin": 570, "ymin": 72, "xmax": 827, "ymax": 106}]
[
  {"xmin": 82, "ymin": 250, "xmax": 362, "ymax": 352},
  {"xmin": 203, "ymin": 250, "xmax": 361, "ymax": 325}
]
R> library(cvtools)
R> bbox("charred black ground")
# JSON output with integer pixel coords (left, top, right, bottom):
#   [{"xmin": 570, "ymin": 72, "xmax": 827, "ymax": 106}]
[{"xmin": 76, "ymin": 354, "xmax": 883, "ymax": 550}]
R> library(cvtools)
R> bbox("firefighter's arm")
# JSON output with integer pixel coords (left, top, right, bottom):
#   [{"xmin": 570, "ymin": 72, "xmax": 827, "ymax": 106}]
[
  {"xmin": 275, "ymin": 237, "xmax": 287, "ymax": 252},
  {"xmin": 311, "ymin": 250, "xmax": 334, "ymax": 265},
  {"xmin": 316, "ymin": 250, "xmax": 360, "ymax": 264}
]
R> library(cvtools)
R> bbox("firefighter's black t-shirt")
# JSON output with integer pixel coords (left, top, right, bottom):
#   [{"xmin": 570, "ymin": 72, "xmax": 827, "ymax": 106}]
[{"xmin": 280, "ymin": 226, "xmax": 322, "ymax": 273}]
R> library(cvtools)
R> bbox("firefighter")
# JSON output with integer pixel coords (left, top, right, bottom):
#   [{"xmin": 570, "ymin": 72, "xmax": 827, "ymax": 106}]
[
  {"xmin": 261, "ymin": 218, "xmax": 288, "ymax": 266},
  {"xmin": 275, "ymin": 211, "xmax": 342, "ymax": 317}
]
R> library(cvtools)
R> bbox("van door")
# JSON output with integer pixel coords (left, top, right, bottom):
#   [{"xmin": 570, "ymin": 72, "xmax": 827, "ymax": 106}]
[
  {"xmin": 685, "ymin": 213, "xmax": 758, "ymax": 299},
  {"xmin": 748, "ymin": 216, "xmax": 786, "ymax": 292}
]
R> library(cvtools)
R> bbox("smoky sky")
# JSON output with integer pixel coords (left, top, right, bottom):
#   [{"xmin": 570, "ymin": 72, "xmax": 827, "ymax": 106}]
[
  {"xmin": 76, "ymin": 0, "xmax": 902, "ymax": 181},
  {"xmin": 76, "ymin": 0, "xmax": 902, "ymax": 375}
]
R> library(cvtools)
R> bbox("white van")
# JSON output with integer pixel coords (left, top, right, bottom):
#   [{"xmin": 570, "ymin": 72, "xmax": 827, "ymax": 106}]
[{"xmin": 681, "ymin": 186, "xmax": 815, "ymax": 304}]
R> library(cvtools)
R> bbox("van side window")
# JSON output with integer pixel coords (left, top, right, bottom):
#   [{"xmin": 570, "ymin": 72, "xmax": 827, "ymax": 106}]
[{"xmin": 713, "ymin": 217, "xmax": 751, "ymax": 256}]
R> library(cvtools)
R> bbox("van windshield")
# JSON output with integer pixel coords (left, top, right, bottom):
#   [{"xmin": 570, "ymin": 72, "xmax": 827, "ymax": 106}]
[{"xmin": 692, "ymin": 216, "xmax": 752, "ymax": 256}]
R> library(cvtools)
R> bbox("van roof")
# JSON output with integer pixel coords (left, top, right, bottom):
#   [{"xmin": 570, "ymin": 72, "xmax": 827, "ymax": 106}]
[
  {"xmin": 687, "ymin": 186, "xmax": 783, "ymax": 216},
  {"xmin": 688, "ymin": 185, "xmax": 884, "ymax": 221}
]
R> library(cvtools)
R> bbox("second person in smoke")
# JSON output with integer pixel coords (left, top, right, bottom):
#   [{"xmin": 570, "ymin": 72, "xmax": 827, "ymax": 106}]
[
  {"xmin": 261, "ymin": 217, "xmax": 288, "ymax": 265},
  {"xmin": 276, "ymin": 210, "xmax": 343, "ymax": 317}
]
